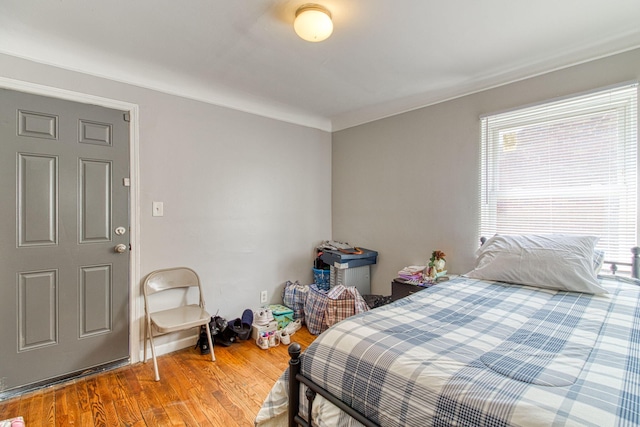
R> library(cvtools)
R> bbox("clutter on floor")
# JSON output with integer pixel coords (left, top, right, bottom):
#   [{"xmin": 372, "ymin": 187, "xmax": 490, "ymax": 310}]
[
  {"xmin": 312, "ymin": 250, "xmax": 331, "ymax": 291},
  {"xmin": 317, "ymin": 240, "xmax": 378, "ymax": 296},
  {"xmin": 228, "ymin": 309, "xmax": 253, "ymax": 340},
  {"xmin": 0, "ymin": 417, "xmax": 24, "ymax": 427},
  {"xmin": 198, "ymin": 242, "xmax": 390, "ymax": 351},
  {"xmin": 280, "ymin": 241, "xmax": 388, "ymax": 336},
  {"xmin": 304, "ymin": 284, "xmax": 369, "ymax": 335},
  {"xmin": 283, "ymin": 280, "xmax": 309, "ymax": 323},
  {"xmin": 193, "ymin": 309, "xmax": 254, "ymax": 353},
  {"xmin": 266, "ymin": 304, "xmax": 294, "ymax": 329},
  {"xmin": 363, "ymin": 294, "xmax": 393, "ymax": 309}
]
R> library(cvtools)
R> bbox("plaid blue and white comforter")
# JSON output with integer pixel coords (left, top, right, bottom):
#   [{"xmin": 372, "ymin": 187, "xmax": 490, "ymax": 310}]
[{"xmin": 255, "ymin": 276, "xmax": 640, "ymax": 427}]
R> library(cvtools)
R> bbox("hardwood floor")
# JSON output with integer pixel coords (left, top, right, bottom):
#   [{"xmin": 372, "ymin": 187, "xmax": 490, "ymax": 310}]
[{"xmin": 0, "ymin": 327, "xmax": 316, "ymax": 426}]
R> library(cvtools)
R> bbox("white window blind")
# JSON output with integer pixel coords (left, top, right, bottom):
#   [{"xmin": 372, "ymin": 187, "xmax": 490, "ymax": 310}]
[{"xmin": 480, "ymin": 83, "xmax": 638, "ymax": 263}]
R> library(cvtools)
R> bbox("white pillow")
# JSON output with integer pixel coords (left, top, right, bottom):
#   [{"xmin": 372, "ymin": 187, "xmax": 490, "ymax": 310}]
[
  {"xmin": 467, "ymin": 234, "xmax": 607, "ymax": 294},
  {"xmin": 593, "ymin": 249, "xmax": 605, "ymax": 275}
]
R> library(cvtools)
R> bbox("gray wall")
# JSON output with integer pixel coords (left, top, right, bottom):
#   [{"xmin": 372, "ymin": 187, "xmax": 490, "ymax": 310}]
[
  {"xmin": 2, "ymin": 46, "xmax": 640, "ymax": 352},
  {"xmin": 332, "ymin": 47, "xmax": 640, "ymax": 295},
  {"xmin": 0, "ymin": 53, "xmax": 331, "ymax": 354}
]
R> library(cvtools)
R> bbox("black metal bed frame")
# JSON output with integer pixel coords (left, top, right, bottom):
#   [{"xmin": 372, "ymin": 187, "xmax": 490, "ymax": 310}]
[
  {"xmin": 604, "ymin": 246, "xmax": 640, "ymax": 277},
  {"xmin": 286, "ymin": 246, "xmax": 640, "ymax": 427},
  {"xmin": 288, "ymin": 342, "xmax": 380, "ymax": 427}
]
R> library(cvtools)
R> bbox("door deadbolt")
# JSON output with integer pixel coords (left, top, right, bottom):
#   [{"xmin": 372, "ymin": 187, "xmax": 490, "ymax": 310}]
[{"xmin": 115, "ymin": 226, "xmax": 126, "ymax": 236}]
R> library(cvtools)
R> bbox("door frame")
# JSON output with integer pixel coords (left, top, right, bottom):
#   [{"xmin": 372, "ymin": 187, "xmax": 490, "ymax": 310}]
[{"xmin": 0, "ymin": 76, "xmax": 142, "ymax": 364}]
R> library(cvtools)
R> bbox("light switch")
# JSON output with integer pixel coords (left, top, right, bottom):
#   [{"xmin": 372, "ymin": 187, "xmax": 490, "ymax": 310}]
[{"xmin": 152, "ymin": 201, "xmax": 164, "ymax": 217}]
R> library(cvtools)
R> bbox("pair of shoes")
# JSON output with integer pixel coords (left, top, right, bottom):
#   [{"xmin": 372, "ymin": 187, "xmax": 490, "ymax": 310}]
[
  {"xmin": 209, "ymin": 315, "xmax": 237, "ymax": 347},
  {"xmin": 254, "ymin": 308, "xmax": 274, "ymax": 326},
  {"xmin": 215, "ymin": 328, "xmax": 236, "ymax": 347},
  {"xmin": 256, "ymin": 334, "xmax": 269, "ymax": 350},
  {"xmin": 194, "ymin": 325, "xmax": 211, "ymax": 355},
  {"xmin": 278, "ymin": 330, "xmax": 291, "ymax": 345},
  {"xmin": 283, "ymin": 319, "xmax": 302, "ymax": 336},
  {"xmin": 210, "ymin": 316, "xmax": 227, "ymax": 336},
  {"xmin": 229, "ymin": 309, "xmax": 253, "ymax": 340}
]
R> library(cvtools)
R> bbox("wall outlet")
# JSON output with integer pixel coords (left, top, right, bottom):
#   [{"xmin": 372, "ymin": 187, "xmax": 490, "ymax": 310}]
[{"xmin": 260, "ymin": 290, "xmax": 268, "ymax": 304}]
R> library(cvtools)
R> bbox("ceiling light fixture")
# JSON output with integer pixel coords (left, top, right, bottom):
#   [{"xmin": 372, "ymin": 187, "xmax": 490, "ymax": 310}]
[{"xmin": 294, "ymin": 4, "xmax": 333, "ymax": 42}]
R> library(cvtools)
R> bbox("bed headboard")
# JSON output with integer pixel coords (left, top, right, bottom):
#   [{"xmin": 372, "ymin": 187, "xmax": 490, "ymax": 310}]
[
  {"xmin": 604, "ymin": 247, "xmax": 640, "ymax": 279},
  {"xmin": 478, "ymin": 237, "xmax": 640, "ymax": 279}
]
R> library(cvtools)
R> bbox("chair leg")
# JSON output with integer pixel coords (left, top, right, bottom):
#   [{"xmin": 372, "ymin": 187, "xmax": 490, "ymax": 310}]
[
  {"xmin": 148, "ymin": 327, "xmax": 160, "ymax": 381},
  {"xmin": 143, "ymin": 317, "xmax": 148, "ymax": 363},
  {"xmin": 205, "ymin": 322, "xmax": 215, "ymax": 362}
]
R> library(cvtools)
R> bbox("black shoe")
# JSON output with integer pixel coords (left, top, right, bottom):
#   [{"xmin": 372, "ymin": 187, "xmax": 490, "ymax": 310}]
[
  {"xmin": 229, "ymin": 317, "xmax": 252, "ymax": 340},
  {"xmin": 214, "ymin": 327, "xmax": 237, "ymax": 347},
  {"xmin": 194, "ymin": 326, "xmax": 211, "ymax": 355}
]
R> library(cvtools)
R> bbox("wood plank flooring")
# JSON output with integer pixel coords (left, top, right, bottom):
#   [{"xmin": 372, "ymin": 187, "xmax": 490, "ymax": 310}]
[{"xmin": 0, "ymin": 327, "xmax": 316, "ymax": 426}]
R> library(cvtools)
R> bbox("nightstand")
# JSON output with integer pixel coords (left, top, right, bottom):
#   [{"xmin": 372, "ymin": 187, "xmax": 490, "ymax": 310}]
[
  {"xmin": 391, "ymin": 279, "xmax": 432, "ymax": 301},
  {"xmin": 391, "ymin": 276, "xmax": 451, "ymax": 301}
]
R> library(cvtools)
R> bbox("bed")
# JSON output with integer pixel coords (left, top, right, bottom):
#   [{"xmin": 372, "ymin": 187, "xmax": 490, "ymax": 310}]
[{"xmin": 255, "ymin": 234, "xmax": 640, "ymax": 427}]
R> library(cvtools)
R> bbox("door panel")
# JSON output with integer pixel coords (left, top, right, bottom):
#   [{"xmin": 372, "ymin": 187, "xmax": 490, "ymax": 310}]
[
  {"xmin": 79, "ymin": 119, "xmax": 112, "ymax": 146},
  {"xmin": 79, "ymin": 264, "xmax": 112, "ymax": 337},
  {"xmin": 17, "ymin": 110, "xmax": 58, "ymax": 140},
  {"xmin": 18, "ymin": 154, "xmax": 58, "ymax": 246},
  {"xmin": 79, "ymin": 159, "xmax": 112, "ymax": 243},
  {"xmin": 0, "ymin": 88, "xmax": 130, "ymax": 393},
  {"xmin": 18, "ymin": 270, "xmax": 58, "ymax": 351}
]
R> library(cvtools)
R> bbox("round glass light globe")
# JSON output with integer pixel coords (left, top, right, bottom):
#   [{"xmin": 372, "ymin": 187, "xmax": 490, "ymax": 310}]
[{"xmin": 294, "ymin": 8, "xmax": 333, "ymax": 42}]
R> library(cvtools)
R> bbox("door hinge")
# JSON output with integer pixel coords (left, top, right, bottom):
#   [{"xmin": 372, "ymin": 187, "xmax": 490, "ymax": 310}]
[{"xmin": 123, "ymin": 112, "xmax": 130, "ymax": 122}]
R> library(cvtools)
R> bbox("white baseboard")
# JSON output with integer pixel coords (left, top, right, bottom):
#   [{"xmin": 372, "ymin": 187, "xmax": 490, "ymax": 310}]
[{"xmin": 138, "ymin": 334, "xmax": 198, "ymax": 362}]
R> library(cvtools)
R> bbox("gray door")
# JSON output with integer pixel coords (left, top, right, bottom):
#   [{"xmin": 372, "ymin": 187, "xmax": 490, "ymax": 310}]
[{"xmin": 0, "ymin": 89, "xmax": 130, "ymax": 392}]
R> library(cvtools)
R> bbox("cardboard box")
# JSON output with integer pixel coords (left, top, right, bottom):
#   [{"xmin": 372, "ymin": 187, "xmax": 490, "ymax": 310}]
[{"xmin": 251, "ymin": 321, "xmax": 277, "ymax": 340}]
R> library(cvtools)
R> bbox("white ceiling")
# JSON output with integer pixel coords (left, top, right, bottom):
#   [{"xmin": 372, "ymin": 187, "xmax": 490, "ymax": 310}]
[{"xmin": 2, "ymin": 0, "xmax": 640, "ymax": 131}]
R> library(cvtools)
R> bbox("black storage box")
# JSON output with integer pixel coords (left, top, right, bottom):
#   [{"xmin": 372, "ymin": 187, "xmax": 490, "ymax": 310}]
[{"xmin": 319, "ymin": 248, "xmax": 378, "ymax": 268}]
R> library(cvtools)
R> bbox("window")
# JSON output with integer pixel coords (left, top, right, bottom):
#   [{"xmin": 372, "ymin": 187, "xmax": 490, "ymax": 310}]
[{"xmin": 480, "ymin": 83, "xmax": 638, "ymax": 264}]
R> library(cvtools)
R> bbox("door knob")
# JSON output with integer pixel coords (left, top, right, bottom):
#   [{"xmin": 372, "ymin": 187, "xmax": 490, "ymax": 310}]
[{"xmin": 114, "ymin": 244, "xmax": 127, "ymax": 253}]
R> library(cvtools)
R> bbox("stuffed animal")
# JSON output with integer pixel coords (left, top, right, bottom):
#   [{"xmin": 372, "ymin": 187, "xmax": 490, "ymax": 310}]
[{"xmin": 428, "ymin": 250, "xmax": 446, "ymax": 279}]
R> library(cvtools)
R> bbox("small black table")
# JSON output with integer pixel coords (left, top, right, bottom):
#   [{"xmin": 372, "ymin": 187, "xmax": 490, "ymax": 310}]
[
  {"xmin": 391, "ymin": 279, "xmax": 432, "ymax": 301},
  {"xmin": 391, "ymin": 276, "xmax": 451, "ymax": 301}
]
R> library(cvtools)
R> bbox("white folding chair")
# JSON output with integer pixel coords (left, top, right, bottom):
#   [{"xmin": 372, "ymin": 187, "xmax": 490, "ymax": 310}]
[{"xmin": 143, "ymin": 267, "xmax": 214, "ymax": 381}]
